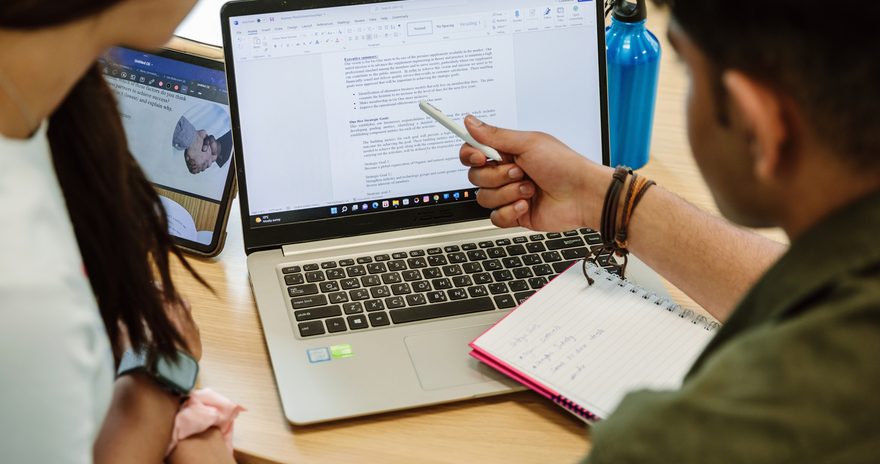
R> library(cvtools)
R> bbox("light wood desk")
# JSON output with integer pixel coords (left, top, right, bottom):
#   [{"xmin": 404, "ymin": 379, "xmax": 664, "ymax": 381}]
[{"xmin": 169, "ymin": 7, "xmax": 774, "ymax": 463}]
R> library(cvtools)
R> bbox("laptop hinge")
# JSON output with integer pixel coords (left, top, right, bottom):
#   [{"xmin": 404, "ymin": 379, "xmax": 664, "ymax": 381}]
[{"xmin": 281, "ymin": 220, "xmax": 504, "ymax": 258}]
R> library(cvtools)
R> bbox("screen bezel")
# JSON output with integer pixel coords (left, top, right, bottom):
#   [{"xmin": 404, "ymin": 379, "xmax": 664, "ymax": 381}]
[
  {"xmin": 106, "ymin": 47, "xmax": 237, "ymax": 257},
  {"xmin": 221, "ymin": 0, "xmax": 610, "ymax": 255}
]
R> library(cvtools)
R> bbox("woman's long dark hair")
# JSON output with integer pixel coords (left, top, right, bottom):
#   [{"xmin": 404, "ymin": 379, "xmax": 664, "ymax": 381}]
[{"xmin": 1, "ymin": 0, "xmax": 205, "ymax": 360}]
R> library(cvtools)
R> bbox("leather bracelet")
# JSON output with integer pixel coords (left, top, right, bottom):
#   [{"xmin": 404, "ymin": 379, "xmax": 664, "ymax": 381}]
[{"xmin": 600, "ymin": 166, "xmax": 631, "ymax": 246}]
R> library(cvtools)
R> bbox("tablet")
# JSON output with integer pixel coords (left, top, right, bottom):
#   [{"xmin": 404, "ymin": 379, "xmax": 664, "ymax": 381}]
[{"xmin": 100, "ymin": 47, "xmax": 236, "ymax": 257}]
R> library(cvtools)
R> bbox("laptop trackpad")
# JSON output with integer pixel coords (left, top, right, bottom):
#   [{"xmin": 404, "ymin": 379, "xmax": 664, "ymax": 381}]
[{"xmin": 404, "ymin": 324, "xmax": 504, "ymax": 391}]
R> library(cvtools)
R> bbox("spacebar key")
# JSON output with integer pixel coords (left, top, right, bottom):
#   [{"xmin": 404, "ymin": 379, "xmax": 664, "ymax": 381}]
[{"xmin": 389, "ymin": 297, "xmax": 494, "ymax": 324}]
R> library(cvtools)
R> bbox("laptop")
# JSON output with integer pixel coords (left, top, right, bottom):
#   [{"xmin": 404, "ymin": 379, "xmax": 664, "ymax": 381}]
[{"xmin": 220, "ymin": 0, "xmax": 668, "ymax": 424}]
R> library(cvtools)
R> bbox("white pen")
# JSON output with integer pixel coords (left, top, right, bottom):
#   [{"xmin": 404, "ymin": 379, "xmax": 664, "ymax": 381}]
[{"xmin": 418, "ymin": 101, "xmax": 503, "ymax": 162}]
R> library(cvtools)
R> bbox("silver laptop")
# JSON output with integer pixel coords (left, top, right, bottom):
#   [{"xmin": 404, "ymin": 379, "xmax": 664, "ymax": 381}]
[{"xmin": 220, "ymin": 0, "xmax": 667, "ymax": 424}]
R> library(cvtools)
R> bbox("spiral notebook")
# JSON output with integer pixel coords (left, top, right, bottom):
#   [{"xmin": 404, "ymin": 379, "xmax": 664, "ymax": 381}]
[{"xmin": 469, "ymin": 262, "xmax": 720, "ymax": 422}]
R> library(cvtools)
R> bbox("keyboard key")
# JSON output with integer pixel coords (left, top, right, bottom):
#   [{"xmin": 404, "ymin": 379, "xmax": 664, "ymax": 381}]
[
  {"xmin": 564, "ymin": 230, "xmax": 579, "ymax": 237},
  {"xmin": 422, "ymin": 267, "xmax": 442, "ymax": 279},
  {"xmin": 427, "ymin": 291, "xmax": 447, "ymax": 303},
  {"xmin": 407, "ymin": 257, "xmax": 428, "ymax": 269},
  {"xmin": 319, "ymin": 281, "xmax": 340, "ymax": 293},
  {"xmin": 467, "ymin": 250, "xmax": 488, "ymax": 261},
  {"xmin": 479, "ymin": 241, "xmax": 494, "ymax": 248},
  {"xmin": 526, "ymin": 242, "xmax": 546, "ymax": 253},
  {"xmin": 343, "ymin": 302, "xmax": 363, "ymax": 314},
  {"xmin": 328, "ymin": 292, "xmax": 349, "ymax": 304},
  {"xmin": 303, "ymin": 264, "xmax": 320, "ymax": 271},
  {"xmin": 282, "ymin": 266, "xmax": 301, "ymax": 274},
  {"xmin": 361, "ymin": 275, "xmax": 381, "ymax": 286},
  {"xmin": 553, "ymin": 261, "xmax": 576, "ymax": 274},
  {"xmin": 505, "ymin": 244, "xmax": 527, "ymax": 256},
  {"xmin": 514, "ymin": 291, "xmax": 537, "ymax": 304},
  {"xmin": 284, "ymin": 273, "xmax": 305, "ymax": 286},
  {"xmin": 412, "ymin": 280, "xmax": 431, "ymax": 292},
  {"xmin": 368, "ymin": 312, "xmax": 391, "ymax": 327},
  {"xmin": 402, "ymin": 270, "xmax": 422, "ymax": 281},
  {"xmin": 391, "ymin": 283, "xmax": 412, "ymax": 295},
  {"xmin": 462, "ymin": 262, "xmax": 482, "ymax": 274},
  {"xmin": 502, "ymin": 257, "xmax": 523, "ymax": 268},
  {"xmin": 288, "ymin": 283, "xmax": 318, "ymax": 297},
  {"xmin": 392, "ymin": 252, "xmax": 407, "ymax": 259},
  {"xmin": 461, "ymin": 243, "xmax": 478, "ymax": 250},
  {"xmin": 346, "ymin": 265, "xmax": 367, "ymax": 277},
  {"xmin": 468, "ymin": 285, "xmax": 489, "ymax": 297},
  {"xmin": 545, "ymin": 237, "xmax": 585, "ymax": 250},
  {"xmin": 528, "ymin": 277, "xmax": 548, "ymax": 289},
  {"xmin": 492, "ymin": 270, "xmax": 514, "ymax": 281},
  {"xmin": 305, "ymin": 271, "xmax": 325, "ymax": 282},
  {"xmin": 347, "ymin": 315, "xmax": 369, "ymax": 330},
  {"xmin": 374, "ymin": 254, "xmax": 391, "ymax": 262},
  {"xmin": 452, "ymin": 275, "xmax": 473, "ymax": 287},
  {"xmin": 444, "ymin": 245, "xmax": 461, "ymax": 253},
  {"xmin": 442, "ymin": 265, "xmax": 463, "ymax": 276},
  {"xmin": 297, "ymin": 321, "xmax": 325, "ymax": 337},
  {"xmin": 488, "ymin": 283, "xmax": 508, "ymax": 294},
  {"xmin": 367, "ymin": 263, "xmax": 387, "ymax": 274},
  {"xmin": 447, "ymin": 252, "xmax": 468, "ymax": 264},
  {"xmin": 584, "ymin": 232, "xmax": 603, "ymax": 245},
  {"xmin": 522, "ymin": 254, "xmax": 542, "ymax": 265},
  {"xmin": 547, "ymin": 232, "xmax": 562, "ymax": 239},
  {"xmin": 292, "ymin": 295, "xmax": 329, "ymax": 309},
  {"xmin": 409, "ymin": 249, "xmax": 426, "ymax": 257},
  {"xmin": 427, "ymin": 255, "xmax": 448, "ymax": 266},
  {"xmin": 487, "ymin": 247, "xmax": 507, "ymax": 258},
  {"xmin": 385, "ymin": 296, "xmax": 405, "ymax": 309},
  {"xmin": 370, "ymin": 286, "xmax": 391, "ymax": 298},
  {"xmin": 509, "ymin": 280, "xmax": 530, "ymax": 292},
  {"xmin": 381, "ymin": 273, "xmax": 402, "ymax": 284},
  {"xmin": 339, "ymin": 259, "xmax": 356, "ymax": 266},
  {"xmin": 341, "ymin": 278, "xmax": 360, "ymax": 290},
  {"xmin": 494, "ymin": 294, "xmax": 516, "ymax": 309},
  {"xmin": 533, "ymin": 264, "xmax": 554, "ymax": 276},
  {"xmin": 474, "ymin": 273, "xmax": 492, "ymax": 284},
  {"xmin": 365, "ymin": 299, "xmax": 386, "ymax": 312},
  {"xmin": 326, "ymin": 317, "xmax": 347, "ymax": 333},
  {"xmin": 513, "ymin": 236, "xmax": 528, "ymax": 244},
  {"xmin": 387, "ymin": 260, "xmax": 407, "ymax": 271},
  {"xmin": 357, "ymin": 256, "xmax": 373, "ymax": 264},
  {"xmin": 447, "ymin": 288, "xmax": 468, "ymax": 300},
  {"xmin": 321, "ymin": 261, "xmax": 337, "ymax": 269},
  {"xmin": 389, "ymin": 297, "xmax": 494, "ymax": 324},
  {"xmin": 350, "ymin": 289, "xmax": 370, "ymax": 301},
  {"xmin": 579, "ymin": 228, "xmax": 594, "ymax": 235},
  {"xmin": 541, "ymin": 251, "xmax": 563, "ymax": 262},
  {"xmin": 513, "ymin": 267, "xmax": 534, "ymax": 279},
  {"xmin": 482, "ymin": 260, "xmax": 503, "ymax": 271},
  {"xmin": 293, "ymin": 304, "xmax": 341, "ymax": 321},
  {"xmin": 406, "ymin": 294, "xmax": 427, "ymax": 306},
  {"xmin": 562, "ymin": 248, "xmax": 589, "ymax": 260},
  {"xmin": 326, "ymin": 269, "xmax": 346, "ymax": 280},
  {"xmin": 529, "ymin": 234, "xmax": 545, "ymax": 241},
  {"xmin": 427, "ymin": 247, "xmax": 443, "ymax": 255},
  {"xmin": 432, "ymin": 278, "xmax": 453, "ymax": 290},
  {"xmin": 495, "ymin": 238, "xmax": 511, "ymax": 246}
]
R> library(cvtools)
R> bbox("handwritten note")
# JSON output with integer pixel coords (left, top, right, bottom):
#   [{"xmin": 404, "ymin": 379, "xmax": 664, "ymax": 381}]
[{"xmin": 471, "ymin": 264, "xmax": 718, "ymax": 419}]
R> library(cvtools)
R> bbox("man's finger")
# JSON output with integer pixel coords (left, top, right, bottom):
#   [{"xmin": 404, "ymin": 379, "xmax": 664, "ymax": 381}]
[
  {"xmin": 468, "ymin": 163, "xmax": 526, "ymax": 189},
  {"xmin": 476, "ymin": 181, "xmax": 535, "ymax": 209},
  {"xmin": 464, "ymin": 116, "xmax": 535, "ymax": 155},
  {"xmin": 489, "ymin": 200, "xmax": 530, "ymax": 229}
]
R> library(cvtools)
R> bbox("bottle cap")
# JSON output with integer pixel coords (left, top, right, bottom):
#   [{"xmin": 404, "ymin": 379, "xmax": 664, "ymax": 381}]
[{"xmin": 611, "ymin": 0, "xmax": 647, "ymax": 23}]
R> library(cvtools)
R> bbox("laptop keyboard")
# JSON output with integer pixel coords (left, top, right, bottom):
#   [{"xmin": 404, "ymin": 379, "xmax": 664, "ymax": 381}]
[{"xmin": 279, "ymin": 229, "xmax": 615, "ymax": 338}]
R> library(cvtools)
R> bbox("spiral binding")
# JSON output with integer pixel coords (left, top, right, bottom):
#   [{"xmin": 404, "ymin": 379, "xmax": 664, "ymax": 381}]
[
  {"xmin": 552, "ymin": 394, "xmax": 600, "ymax": 422},
  {"xmin": 585, "ymin": 262, "xmax": 721, "ymax": 332}
]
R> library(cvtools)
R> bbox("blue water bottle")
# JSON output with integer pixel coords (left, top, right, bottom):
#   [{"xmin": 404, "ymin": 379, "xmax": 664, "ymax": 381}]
[{"xmin": 605, "ymin": 0, "xmax": 661, "ymax": 169}]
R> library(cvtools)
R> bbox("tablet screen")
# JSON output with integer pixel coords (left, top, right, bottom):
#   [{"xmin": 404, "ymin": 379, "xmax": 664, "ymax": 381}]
[{"xmin": 100, "ymin": 47, "xmax": 233, "ymax": 251}]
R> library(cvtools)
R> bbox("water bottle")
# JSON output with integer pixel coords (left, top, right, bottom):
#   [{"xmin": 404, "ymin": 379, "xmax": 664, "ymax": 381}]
[{"xmin": 605, "ymin": 0, "xmax": 661, "ymax": 169}]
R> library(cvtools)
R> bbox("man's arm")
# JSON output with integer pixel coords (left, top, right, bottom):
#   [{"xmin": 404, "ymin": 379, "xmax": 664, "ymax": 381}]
[{"xmin": 459, "ymin": 116, "xmax": 785, "ymax": 322}]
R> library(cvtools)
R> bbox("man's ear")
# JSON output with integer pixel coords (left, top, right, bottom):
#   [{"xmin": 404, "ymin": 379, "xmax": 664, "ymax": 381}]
[{"xmin": 722, "ymin": 71, "xmax": 789, "ymax": 182}]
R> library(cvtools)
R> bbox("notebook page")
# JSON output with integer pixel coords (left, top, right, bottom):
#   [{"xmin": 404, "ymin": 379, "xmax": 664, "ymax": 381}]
[{"xmin": 472, "ymin": 264, "xmax": 716, "ymax": 418}]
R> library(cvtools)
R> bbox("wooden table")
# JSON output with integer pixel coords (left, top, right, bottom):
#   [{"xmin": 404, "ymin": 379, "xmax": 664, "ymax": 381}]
[{"xmin": 169, "ymin": 7, "xmax": 773, "ymax": 463}]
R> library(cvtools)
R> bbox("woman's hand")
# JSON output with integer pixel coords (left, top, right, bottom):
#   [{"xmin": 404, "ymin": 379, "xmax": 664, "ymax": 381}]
[{"xmin": 459, "ymin": 115, "xmax": 612, "ymax": 232}]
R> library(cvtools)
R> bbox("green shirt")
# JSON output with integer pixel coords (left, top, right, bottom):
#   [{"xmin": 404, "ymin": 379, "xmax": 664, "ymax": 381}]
[{"xmin": 585, "ymin": 191, "xmax": 880, "ymax": 463}]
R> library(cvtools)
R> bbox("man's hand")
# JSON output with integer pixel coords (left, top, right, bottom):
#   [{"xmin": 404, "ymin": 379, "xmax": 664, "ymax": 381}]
[{"xmin": 459, "ymin": 115, "xmax": 611, "ymax": 231}]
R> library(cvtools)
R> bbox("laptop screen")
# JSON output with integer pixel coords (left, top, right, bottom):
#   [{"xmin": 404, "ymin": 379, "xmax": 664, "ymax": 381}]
[{"xmin": 226, "ymin": 0, "xmax": 605, "ymax": 230}]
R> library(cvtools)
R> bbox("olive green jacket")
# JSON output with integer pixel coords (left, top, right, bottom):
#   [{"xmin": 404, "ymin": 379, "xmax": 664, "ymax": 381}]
[{"xmin": 585, "ymin": 191, "xmax": 880, "ymax": 463}]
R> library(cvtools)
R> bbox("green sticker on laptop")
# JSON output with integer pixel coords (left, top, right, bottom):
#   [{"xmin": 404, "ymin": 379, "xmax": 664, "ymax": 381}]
[{"xmin": 330, "ymin": 344, "xmax": 354, "ymax": 359}]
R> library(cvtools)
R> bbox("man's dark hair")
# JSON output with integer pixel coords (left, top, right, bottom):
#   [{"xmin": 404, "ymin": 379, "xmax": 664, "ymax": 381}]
[{"xmin": 654, "ymin": 0, "xmax": 880, "ymax": 167}]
